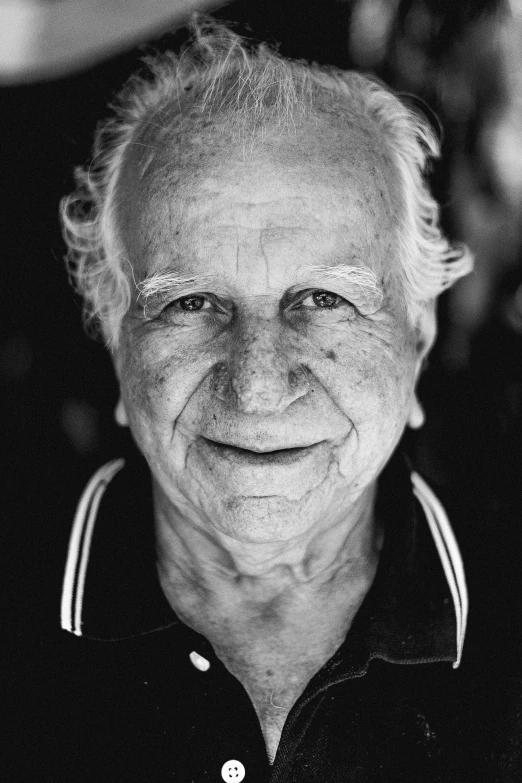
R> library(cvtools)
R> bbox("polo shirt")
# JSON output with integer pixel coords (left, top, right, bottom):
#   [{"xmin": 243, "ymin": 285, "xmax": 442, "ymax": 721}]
[{"xmin": 3, "ymin": 448, "xmax": 469, "ymax": 782}]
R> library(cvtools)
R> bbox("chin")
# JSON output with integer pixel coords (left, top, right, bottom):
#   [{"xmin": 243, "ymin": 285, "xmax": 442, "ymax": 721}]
[{"xmin": 212, "ymin": 495, "xmax": 315, "ymax": 543}]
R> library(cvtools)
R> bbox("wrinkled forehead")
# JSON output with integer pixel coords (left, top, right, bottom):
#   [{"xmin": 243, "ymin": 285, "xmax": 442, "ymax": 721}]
[{"xmin": 116, "ymin": 109, "xmax": 402, "ymax": 281}]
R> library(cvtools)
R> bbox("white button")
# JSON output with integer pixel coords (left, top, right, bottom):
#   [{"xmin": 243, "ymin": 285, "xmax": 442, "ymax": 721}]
[
  {"xmin": 189, "ymin": 651, "xmax": 210, "ymax": 671},
  {"xmin": 221, "ymin": 759, "xmax": 246, "ymax": 782}
]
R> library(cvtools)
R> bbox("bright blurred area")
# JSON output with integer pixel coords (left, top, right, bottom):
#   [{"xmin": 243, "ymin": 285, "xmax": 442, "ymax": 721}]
[
  {"xmin": 349, "ymin": 0, "xmax": 522, "ymax": 366},
  {"xmin": 0, "ymin": 0, "xmax": 219, "ymax": 81},
  {"xmin": 1, "ymin": 0, "xmax": 521, "ymax": 543}
]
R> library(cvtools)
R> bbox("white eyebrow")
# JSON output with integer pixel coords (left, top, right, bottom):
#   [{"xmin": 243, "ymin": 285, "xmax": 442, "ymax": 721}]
[
  {"xmin": 135, "ymin": 263, "xmax": 384, "ymax": 312},
  {"xmin": 297, "ymin": 263, "xmax": 382, "ymax": 293},
  {"xmin": 136, "ymin": 271, "xmax": 214, "ymax": 302}
]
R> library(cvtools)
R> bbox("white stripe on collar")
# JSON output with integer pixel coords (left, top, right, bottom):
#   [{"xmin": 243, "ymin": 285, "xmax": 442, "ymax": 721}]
[
  {"xmin": 60, "ymin": 460, "xmax": 468, "ymax": 666},
  {"xmin": 411, "ymin": 471, "xmax": 468, "ymax": 668},
  {"xmin": 60, "ymin": 458, "xmax": 125, "ymax": 636}
]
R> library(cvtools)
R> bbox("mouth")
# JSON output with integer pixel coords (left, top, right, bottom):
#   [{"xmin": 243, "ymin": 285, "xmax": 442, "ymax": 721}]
[{"xmin": 201, "ymin": 437, "xmax": 321, "ymax": 465}]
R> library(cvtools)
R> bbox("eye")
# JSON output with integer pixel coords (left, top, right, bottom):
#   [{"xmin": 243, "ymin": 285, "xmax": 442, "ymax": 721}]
[
  {"xmin": 301, "ymin": 290, "xmax": 345, "ymax": 309},
  {"xmin": 160, "ymin": 293, "xmax": 231, "ymax": 322},
  {"xmin": 176, "ymin": 295, "xmax": 212, "ymax": 311}
]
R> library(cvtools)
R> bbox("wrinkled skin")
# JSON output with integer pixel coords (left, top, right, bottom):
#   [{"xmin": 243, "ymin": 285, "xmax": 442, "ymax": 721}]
[
  {"xmin": 113, "ymin": 119, "xmax": 435, "ymax": 549},
  {"xmin": 112, "ymin": 117, "xmax": 437, "ymax": 762}
]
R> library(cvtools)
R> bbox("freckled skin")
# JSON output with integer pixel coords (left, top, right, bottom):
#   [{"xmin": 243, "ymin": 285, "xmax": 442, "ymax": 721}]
[{"xmin": 114, "ymin": 117, "xmax": 434, "ymax": 545}]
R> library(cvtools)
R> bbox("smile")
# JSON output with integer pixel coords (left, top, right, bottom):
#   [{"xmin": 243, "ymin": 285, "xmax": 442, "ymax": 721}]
[{"xmin": 201, "ymin": 438, "xmax": 322, "ymax": 465}]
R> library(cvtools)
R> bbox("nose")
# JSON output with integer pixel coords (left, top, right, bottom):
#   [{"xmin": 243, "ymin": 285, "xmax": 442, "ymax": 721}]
[{"xmin": 215, "ymin": 318, "xmax": 309, "ymax": 416}]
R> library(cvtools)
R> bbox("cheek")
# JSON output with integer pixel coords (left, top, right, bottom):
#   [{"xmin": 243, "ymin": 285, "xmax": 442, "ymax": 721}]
[
  {"xmin": 317, "ymin": 327, "xmax": 417, "ymax": 482},
  {"xmin": 117, "ymin": 329, "xmax": 214, "ymax": 433},
  {"xmin": 304, "ymin": 317, "xmax": 417, "ymax": 414}
]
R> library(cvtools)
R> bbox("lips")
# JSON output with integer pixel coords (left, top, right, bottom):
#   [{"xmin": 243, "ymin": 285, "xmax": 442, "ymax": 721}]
[
  {"xmin": 200, "ymin": 437, "xmax": 321, "ymax": 465},
  {"xmin": 191, "ymin": 436, "xmax": 332, "ymax": 499}
]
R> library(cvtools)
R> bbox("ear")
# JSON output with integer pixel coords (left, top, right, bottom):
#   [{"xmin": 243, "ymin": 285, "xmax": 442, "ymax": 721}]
[
  {"xmin": 407, "ymin": 301, "xmax": 437, "ymax": 430},
  {"xmin": 110, "ymin": 348, "xmax": 129, "ymax": 428},
  {"xmin": 407, "ymin": 396, "xmax": 426, "ymax": 429},
  {"xmin": 114, "ymin": 396, "xmax": 129, "ymax": 427}
]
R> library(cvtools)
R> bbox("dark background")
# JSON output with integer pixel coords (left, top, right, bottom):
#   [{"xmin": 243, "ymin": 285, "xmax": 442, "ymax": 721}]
[{"xmin": 1, "ymin": 0, "xmax": 521, "ymax": 576}]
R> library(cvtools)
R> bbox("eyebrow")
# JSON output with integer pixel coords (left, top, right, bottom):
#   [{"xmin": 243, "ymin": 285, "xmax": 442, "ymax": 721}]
[
  {"xmin": 136, "ymin": 272, "xmax": 215, "ymax": 304},
  {"xmin": 297, "ymin": 264, "xmax": 383, "ymax": 297},
  {"xmin": 136, "ymin": 263, "xmax": 384, "ymax": 310}
]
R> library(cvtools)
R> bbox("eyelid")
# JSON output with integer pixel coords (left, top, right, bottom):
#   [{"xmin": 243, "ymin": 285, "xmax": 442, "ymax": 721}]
[
  {"xmin": 304, "ymin": 291, "xmax": 344, "ymax": 306},
  {"xmin": 178, "ymin": 294, "xmax": 212, "ymax": 310},
  {"xmin": 289, "ymin": 282, "xmax": 383, "ymax": 316},
  {"xmin": 287, "ymin": 288, "xmax": 350, "ymax": 308},
  {"xmin": 166, "ymin": 295, "xmax": 208, "ymax": 312},
  {"xmin": 165, "ymin": 292, "xmax": 230, "ymax": 314}
]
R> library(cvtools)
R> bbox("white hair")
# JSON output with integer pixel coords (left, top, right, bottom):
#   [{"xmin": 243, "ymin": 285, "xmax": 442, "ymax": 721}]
[{"xmin": 61, "ymin": 14, "xmax": 473, "ymax": 347}]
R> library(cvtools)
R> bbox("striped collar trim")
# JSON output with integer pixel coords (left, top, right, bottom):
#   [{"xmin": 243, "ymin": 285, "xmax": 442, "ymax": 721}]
[
  {"xmin": 60, "ymin": 458, "xmax": 468, "ymax": 667},
  {"xmin": 411, "ymin": 471, "xmax": 468, "ymax": 668},
  {"xmin": 60, "ymin": 459, "xmax": 126, "ymax": 638}
]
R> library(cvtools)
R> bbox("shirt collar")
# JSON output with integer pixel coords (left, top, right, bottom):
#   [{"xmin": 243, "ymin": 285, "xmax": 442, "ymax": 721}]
[{"xmin": 60, "ymin": 447, "xmax": 467, "ymax": 668}]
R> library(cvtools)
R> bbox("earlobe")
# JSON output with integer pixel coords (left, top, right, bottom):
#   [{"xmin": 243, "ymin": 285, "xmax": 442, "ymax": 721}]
[
  {"xmin": 407, "ymin": 394, "xmax": 425, "ymax": 429},
  {"xmin": 409, "ymin": 302, "xmax": 436, "ymax": 430},
  {"xmin": 114, "ymin": 396, "xmax": 129, "ymax": 427},
  {"xmin": 414, "ymin": 301, "xmax": 437, "ymax": 363}
]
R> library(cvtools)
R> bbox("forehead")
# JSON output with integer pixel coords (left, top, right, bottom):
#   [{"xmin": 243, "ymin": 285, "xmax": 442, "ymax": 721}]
[{"xmin": 117, "ymin": 115, "xmax": 400, "ymax": 284}]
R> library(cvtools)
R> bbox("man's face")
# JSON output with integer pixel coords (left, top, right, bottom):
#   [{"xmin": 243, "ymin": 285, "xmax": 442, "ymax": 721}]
[{"xmin": 114, "ymin": 120, "xmax": 430, "ymax": 543}]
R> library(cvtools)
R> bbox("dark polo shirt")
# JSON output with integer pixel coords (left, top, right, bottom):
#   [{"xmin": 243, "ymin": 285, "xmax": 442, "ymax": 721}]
[{"xmin": 2, "ymin": 449, "xmax": 472, "ymax": 782}]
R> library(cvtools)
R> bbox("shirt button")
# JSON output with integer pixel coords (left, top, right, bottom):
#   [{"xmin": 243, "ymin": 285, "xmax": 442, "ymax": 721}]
[
  {"xmin": 189, "ymin": 651, "xmax": 210, "ymax": 671},
  {"xmin": 221, "ymin": 759, "xmax": 246, "ymax": 782}
]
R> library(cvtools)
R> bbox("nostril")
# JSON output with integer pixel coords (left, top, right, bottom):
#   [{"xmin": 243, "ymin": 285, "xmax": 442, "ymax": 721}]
[{"xmin": 288, "ymin": 367, "xmax": 310, "ymax": 389}]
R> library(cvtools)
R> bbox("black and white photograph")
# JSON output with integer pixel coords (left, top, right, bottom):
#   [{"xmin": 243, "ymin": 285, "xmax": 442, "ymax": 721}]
[{"xmin": 1, "ymin": 1, "xmax": 522, "ymax": 780}]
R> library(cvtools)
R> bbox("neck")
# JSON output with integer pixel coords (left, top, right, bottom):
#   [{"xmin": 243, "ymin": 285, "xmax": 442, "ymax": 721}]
[{"xmin": 154, "ymin": 482, "xmax": 382, "ymax": 621}]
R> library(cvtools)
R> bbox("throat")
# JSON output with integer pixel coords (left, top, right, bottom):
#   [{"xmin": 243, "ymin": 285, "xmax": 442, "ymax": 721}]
[
  {"xmin": 154, "ymin": 484, "xmax": 382, "ymax": 764},
  {"xmin": 157, "ymin": 519, "xmax": 381, "ymax": 658},
  {"xmin": 158, "ymin": 551, "xmax": 379, "ymax": 765}
]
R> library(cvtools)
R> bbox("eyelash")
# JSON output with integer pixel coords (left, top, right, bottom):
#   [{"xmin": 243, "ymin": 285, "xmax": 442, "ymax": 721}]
[
  {"xmin": 297, "ymin": 291, "xmax": 346, "ymax": 309},
  {"xmin": 166, "ymin": 290, "xmax": 350, "ymax": 314}
]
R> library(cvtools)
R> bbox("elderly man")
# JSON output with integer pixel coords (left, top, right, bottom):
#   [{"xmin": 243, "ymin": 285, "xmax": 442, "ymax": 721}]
[{"xmin": 6, "ymin": 17, "xmax": 478, "ymax": 783}]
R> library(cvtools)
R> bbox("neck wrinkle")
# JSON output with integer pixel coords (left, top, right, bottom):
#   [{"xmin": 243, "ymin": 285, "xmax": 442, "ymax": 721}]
[{"xmin": 153, "ymin": 478, "xmax": 382, "ymax": 614}]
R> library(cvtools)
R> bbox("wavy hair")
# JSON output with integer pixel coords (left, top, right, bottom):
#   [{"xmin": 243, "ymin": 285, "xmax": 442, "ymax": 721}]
[{"xmin": 61, "ymin": 15, "xmax": 473, "ymax": 347}]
